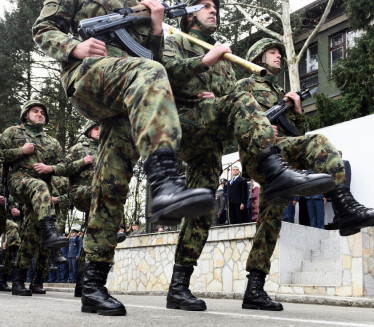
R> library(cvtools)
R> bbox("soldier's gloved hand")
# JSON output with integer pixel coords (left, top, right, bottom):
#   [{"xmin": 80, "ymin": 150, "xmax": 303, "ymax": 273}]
[
  {"xmin": 0, "ymin": 196, "xmax": 4, "ymax": 206},
  {"xmin": 142, "ymin": 0, "xmax": 164, "ymax": 36},
  {"xmin": 197, "ymin": 92, "xmax": 215, "ymax": 99},
  {"xmin": 71, "ymin": 38, "xmax": 107, "ymax": 60},
  {"xmin": 11, "ymin": 208, "xmax": 20, "ymax": 217},
  {"xmin": 33, "ymin": 163, "xmax": 53, "ymax": 174},
  {"xmin": 202, "ymin": 43, "xmax": 231, "ymax": 67},
  {"xmin": 22, "ymin": 143, "xmax": 35, "ymax": 155},
  {"xmin": 84, "ymin": 155, "xmax": 94, "ymax": 165}
]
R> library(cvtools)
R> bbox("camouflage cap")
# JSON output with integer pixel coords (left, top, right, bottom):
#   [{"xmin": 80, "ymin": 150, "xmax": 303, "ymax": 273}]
[
  {"xmin": 20, "ymin": 99, "xmax": 49, "ymax": 124},
  {"xmin": 246, "ymin": 38, "xmax": 285, "ymax": 63},
  {"xmin": 83, "ymin": 121, "xmax": 100, "ymax": 138},
  {"xmin": 180, "ymin": 0, "xmax": 220, "ymax": 33}
]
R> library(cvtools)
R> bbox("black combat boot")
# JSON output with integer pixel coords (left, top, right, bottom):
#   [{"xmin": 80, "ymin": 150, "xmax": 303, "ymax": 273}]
[
  {"xmin": 0, "ymin": 264, "xmax": 4, "ymax": 273},
  {"xmin": 75, "ymin": 273, "xmax": 83, "ymax": 297},
  {"xmin": 327, "ymin": 183, "xmax": 374, "ymax": 236},
  {"xmin": 9, "ymin": 245, "xmax": 19, "ymax": 267},
  {"xmin": 52, "ymin": 248, "xmax": 68, "ymax": 264},
  {"xmin": 117, "ymin": 231, "xmax": 126, "ymax": 243},
  {"xmin": 49, "ymin": 257, "xmax": 59, "ymax": 272},
  {"xmin": 29, "ymin": 270, "xmax": 46, "ymax": 294},
  {"xmin": 41, "ymin": 215, "xmax": 69, "ymax": 249},
  {"xmin": 81, "ymin": 261, "xmax": 126, "ymax": 316},
  {"xmin": 257, "ymin": 146, "xmax": 335, "ymax": 204},
  {"xmin": 143, "ymin": 149, "xmax": 215, "ymax": 225},
  {"xmin": 166, "ymin": 264, "xmax": 206, "ymax": 311},
  {"xmin": 0, "ymin": 270, "xmax": 11, "ymax": 292},
  {"xmin": 12, "ymin": 268, "xmax": 32, "ymax": 296},
  {"xmin": 242, "ymin": 270, "xmax": 283, "ymax": 311}
]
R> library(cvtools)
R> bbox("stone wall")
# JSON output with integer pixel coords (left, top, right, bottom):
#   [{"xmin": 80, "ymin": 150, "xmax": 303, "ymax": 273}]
[{"xmin": 107, "ymin": 222, "xmax": 374, "ymax": 299}]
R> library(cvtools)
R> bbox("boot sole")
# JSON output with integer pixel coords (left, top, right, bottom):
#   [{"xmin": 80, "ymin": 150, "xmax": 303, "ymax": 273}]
[
  {"xmin": 267, "ymin": 177, "xmax": 335, "ymax": 204},
  {"xmin": 166, "ymin": 302, "xmax": 207, "ymax": 311},
  {"xmin": 0, "ymin": 288, "xmax": 11, "ymax": 292},
  {"xmin": 81, "ymin": 306, "xmax": 126, "ymax": 316},
  {"xmin": 151, "ymin": 194, "xmax": 215, "ymax": 225},
  {"xmin": 12, "ymin": 290, "xmax": 32, "ymax": 296},
  {"xmin": 339, "ymin": 227, "xmax": 361, "ymax": 237},
  {"xmin": 44, "ymin": 239, "xmax": 69, "ymax": 249},
  {"xmin": 242, "ymin": 303, "xmax": 283, "ymax": 311}
]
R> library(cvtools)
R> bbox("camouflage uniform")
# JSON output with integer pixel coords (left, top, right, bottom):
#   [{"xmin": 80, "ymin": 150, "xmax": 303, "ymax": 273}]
[
  {"xmin": 162, "ymin": 30, "xmax": 275, "ymax": 266},
  {"xmin": 50, "ymin": 176, "xmax": 70, "ymax": 235},
  {"xmin": 33, "ymin": 0, "xmax": 183, "ymax": 263},
  {"xmin": 235, "ymin": 39, "xmax": 346, "ymax": 274}
]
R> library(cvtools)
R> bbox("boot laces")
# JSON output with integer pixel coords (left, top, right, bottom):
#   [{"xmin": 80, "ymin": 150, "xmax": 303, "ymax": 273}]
[
  {"xmin": 336, "ymin": 188, "xmax": 372, "ymax": 213},
  {"xmin": 276, "ymin": 155, "xmax": 308, "ymax": 175}
]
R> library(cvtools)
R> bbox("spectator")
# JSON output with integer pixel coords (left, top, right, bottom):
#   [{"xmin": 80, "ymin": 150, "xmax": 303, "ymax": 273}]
[
  {"xmin": 282, "ymin": 198, "xmax": 298, "ymax": 223},
  {"xmin": 250, "ymin": 182, "xmax": 260, "ymax": 222},
  {"xmin": 67, "ymin": 229, "xmax": 82, "ymax": 283},
  {"xmin": 227, "ymin": 166, "xmax": 248, "ymax": 224},
  {"xmin": 246, "ymin": 180, "xmax": 253, "ymax": 223},
  {"xmin": 127, "ymin": 221, "xmax": 143, "ymax": 236},
  {"xmin": 215, "ymin": 179, "xmax": 227, "ymax": 225},
  {"xmin": 157, "ymin": 225, "xmax": 165, "ymax": 232},
  {"xmin": 305, "ymin": 170, "xmax": 325, "ymax": 229},
  {"xmin": 57, "ymin": 237, "xmax": 69, "ymax": 283}
]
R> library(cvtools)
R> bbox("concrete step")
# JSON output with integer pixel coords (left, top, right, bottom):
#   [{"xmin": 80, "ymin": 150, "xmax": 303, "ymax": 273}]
[
  {"xmin": 311, "ymin": 248, "xmax": 340, "ymax": 260},
  {"xmin": 291, "ymin": 271, "xmax": 341, "ymax": 286},
  {"xmin": 301, "ymin": 259, "xmax": 341, "ymax": 272},
  {"xmin": 320, "ymin": 237, "xmax": 340, "ymax": 251}
]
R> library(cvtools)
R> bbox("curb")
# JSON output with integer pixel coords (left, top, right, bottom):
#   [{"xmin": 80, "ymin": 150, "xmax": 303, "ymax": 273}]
[{"xmin": 43, "ymin": 285, "xmax": 374, "ymax": 308}]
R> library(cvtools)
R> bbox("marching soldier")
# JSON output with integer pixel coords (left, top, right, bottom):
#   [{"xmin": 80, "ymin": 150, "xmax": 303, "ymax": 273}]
[{"xmin": 162, "ymin": 0, "xmax": 335, "ymax": 311}]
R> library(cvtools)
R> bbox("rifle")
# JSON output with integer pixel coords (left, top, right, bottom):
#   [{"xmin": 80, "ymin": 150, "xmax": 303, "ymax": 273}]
[
  {"xmin": 1, "ymin": 165, "xmax": 9, "ymax": 211},
  {"xmin": 264, "ymin": 87, "xmax": 318, "ymax": 136},
  {"xmin": 78, "ymin": 1, "xmax": 204, "ymax": 59}
]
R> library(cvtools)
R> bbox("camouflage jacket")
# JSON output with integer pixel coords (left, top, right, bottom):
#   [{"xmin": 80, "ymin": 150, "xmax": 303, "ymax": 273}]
[
  {"xmin": 0, "ymin": 124, "xmax": 85, "ymax": 179},
  {"xmin": 58, "ymin": 140, "xmax": 98, "ymax": 189},
  {"xmin": 32, "ymin": 0, "xmax": 164, "ymax": 94},
  {"xmin": 162, "ymin": 30, "xmax": 236, "ymax": 105},
  {"xmin": 236, "ymin": 74, "xmax": 305, "ymax": 136}
]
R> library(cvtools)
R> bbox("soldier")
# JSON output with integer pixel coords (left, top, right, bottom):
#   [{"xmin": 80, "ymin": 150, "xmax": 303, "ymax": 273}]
[
  {"xmin": 162, "ymin": 0, "xmax": 374, "ymax": 312},
  {"xmin": 0, "ymin": 100, "xmax": 83, "ymax": 295},
  {"xmin": 32, "ymin": 0, "xmax": 215, "ymax": 315},
  {"xmin": 234, "ymin": 38, "xmax": 374, "ymax": 311},
  {"xmin": 162, "ymin": 0, "xmax": 336, "ymax": 312}
]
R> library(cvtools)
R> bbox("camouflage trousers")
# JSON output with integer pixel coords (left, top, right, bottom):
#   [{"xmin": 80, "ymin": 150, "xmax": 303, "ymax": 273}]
[
  {"xmin": 175, "ymin": 91, "xmax": 274, "ymax": 265},
  {"xmin": 68, "ymin": 56, "xmax": 181, "ymax": 159},
  {"xmin": 70, "ymin": 184, "xmax": 92, "ymax": 214},
  {"xmin": 8, "ymin": 172, "xmax": 55, "ymax": 221},
  {"xmin": 2, "ymin": 219, "xmax": 21, "ymax": 275},
  {"xmin": 15, "ymin": 208, "xmax": 50, "ymax": 274},
  {"xmin": 83, "ymin": 114, "xmax": 138, "ymax": 263},
  {"xmin": 246, "ymin": 134, "xmax": 345, "ymax": 274}
]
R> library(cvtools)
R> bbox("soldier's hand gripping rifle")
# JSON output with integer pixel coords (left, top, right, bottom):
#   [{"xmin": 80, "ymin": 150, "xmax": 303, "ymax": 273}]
[
  {"xmin": 264, "ymin": 87, "xmax": 318, "ymax": 136},
  {"xmin": 1, "ymin": 165, "xmax": 9, "ymax": 211},
  {"xmin": 78, "ymin": 1, "xmax": 205, "ymax": 59}
]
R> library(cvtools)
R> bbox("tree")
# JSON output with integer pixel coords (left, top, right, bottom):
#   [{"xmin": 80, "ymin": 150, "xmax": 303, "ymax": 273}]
[
  {"xmin": 313, "ymin": 0, "xmax": 374, "ymax": 128},
  {"xmin": 222, "ymin": 0, "xmax": 335, "ymax": 91}
]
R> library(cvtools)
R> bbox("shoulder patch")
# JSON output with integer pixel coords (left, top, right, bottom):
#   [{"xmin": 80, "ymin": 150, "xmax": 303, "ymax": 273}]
[{"xmin": 41, "ymin": 0, "xmax": 60, "ymax": 17}]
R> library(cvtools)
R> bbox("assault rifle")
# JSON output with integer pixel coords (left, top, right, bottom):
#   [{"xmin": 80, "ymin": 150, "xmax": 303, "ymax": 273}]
[
  {"xmin": 78, "ymin": 1, "xmax": 204, "ymax": 59},
  {"xmin": 265, "ymin": 87, "xmax": 318, "ymax": 136},
  {"xmin": 1, "ymin": 165, "xmax": 9, "ymax": 211}
]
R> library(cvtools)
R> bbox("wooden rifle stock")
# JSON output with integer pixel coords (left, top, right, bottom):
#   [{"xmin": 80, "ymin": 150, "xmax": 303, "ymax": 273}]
[{"xmin": 167, "ymin": 26, "xmax": 267, "ymax": 77}]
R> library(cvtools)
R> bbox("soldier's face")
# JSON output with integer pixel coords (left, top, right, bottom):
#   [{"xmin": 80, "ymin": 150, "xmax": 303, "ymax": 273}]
[
  {"xmin": 27, "ymin": 106, "xmax": 46, "ymax": 125},
  {"xmin": 265, "ymin": 47, "xmax": 282, "ymax": 69},
  {"xmin": 189, "ymin": 0, "xmax": 217, "ymax": 31},
  {"xmin": 89, "ymin": 125, "xmax": 100, "ymax": 140}
]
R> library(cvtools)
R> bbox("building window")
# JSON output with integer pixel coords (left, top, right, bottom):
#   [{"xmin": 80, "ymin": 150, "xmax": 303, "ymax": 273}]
[
  {"xmin": 330, "ymin": 30, "xmax": 362, "ymax": 70},
  {"xmin": 299, "ymin": 44, "xmax": 318, "ymax": 89}
]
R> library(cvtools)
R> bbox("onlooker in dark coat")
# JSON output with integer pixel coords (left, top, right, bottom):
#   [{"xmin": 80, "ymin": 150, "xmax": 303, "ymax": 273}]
[
  {"xmin": 67, "ymin": 229, "xmax": 82, "ymax": 283},
  {"xmin": 227, "ymin": 166, "xmax": 248, "ymax": 224}
]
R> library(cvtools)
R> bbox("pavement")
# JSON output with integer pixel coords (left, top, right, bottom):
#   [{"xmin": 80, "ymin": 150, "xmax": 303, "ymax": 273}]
[{"xmin": 1, "ymin": 290, "xmax": 374, "ymax": 327}]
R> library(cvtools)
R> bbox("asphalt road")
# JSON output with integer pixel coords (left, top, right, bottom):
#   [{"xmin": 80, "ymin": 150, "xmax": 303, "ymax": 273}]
[{"xmin": 1, "ymin": 291, "xmax": 373, "ymax": 327}]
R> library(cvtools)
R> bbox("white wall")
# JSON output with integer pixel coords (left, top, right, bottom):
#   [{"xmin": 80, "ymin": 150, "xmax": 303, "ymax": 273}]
[{"xmin": 307, "ymin": 114, "xmax": 374, "ymax": 209}]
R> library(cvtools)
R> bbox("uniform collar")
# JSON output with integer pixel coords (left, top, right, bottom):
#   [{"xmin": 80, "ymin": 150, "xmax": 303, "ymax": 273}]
[{"xmin": 189, "ymin": 29, "xmax": 216, "ymax": 44}]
